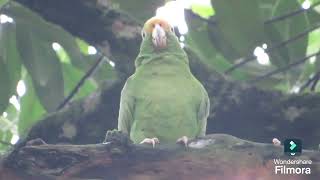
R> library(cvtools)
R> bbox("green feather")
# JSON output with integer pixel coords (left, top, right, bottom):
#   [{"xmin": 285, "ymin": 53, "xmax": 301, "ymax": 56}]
[{"xmin": 118, "ymin": 30, "xmax": 210, "ymax": 144}]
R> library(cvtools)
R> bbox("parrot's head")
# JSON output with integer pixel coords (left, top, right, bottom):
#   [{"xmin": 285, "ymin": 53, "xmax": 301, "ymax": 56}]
[
  {"xmin": 142, "ymin": 17, "xmax": 175, "ymax": 50},
  {"xmin": 136, "ymin": 17, "xmax": 186, "ymax": 68},
  {"xmin": 140, "ymin": 17, "xmax": 183, "ymax": 52}
]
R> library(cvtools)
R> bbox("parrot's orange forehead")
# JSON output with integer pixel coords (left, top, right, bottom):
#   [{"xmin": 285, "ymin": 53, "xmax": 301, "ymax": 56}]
[{"xmin": 143, "ymin": 17, "xmax": 173, "ymax": 34}]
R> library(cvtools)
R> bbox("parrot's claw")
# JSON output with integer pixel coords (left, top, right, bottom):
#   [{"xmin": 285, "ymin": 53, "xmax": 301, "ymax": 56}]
[
  {"xmin": 272, "ymin": 138, "xmax": 281, "ymax": 146},
  {"xmin": 140, "ymin": 137, "xmax": 160, "ymax": 148},
  {"xmin": 176, "ymin": 136, "xmax": 189, "ymax": 148}
]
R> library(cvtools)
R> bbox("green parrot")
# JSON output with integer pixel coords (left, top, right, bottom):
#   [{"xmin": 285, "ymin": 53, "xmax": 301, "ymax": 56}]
[{"xmin": 118, "ymin": 17, "xmax": 210, "ymax": 147}]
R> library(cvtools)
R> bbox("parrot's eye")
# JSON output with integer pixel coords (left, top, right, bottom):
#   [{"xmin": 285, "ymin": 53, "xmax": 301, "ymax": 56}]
[
  {"xmin": 141, "ymin": 31, "xmax": 146, "ymax": 39},
  {"xmin": 170, "ymin": 27, "xmax": 174, "ymax": 33}
]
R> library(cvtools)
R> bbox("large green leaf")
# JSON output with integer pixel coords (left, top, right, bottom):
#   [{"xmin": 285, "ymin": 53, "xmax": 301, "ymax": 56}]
[
  {"xmin": 211, "ymin": 0, "xmax": 266, "ymax": 59},
  {"xmin": 191, "ymin": 3, "xmax": 215, "ymax": 19},
  {"xmin": 0, "ymin": 22, "xmax": 22, "ymax": 114},
  {"xmin": 0, "ymin": 0, "xmax": 8, "ymax": 7},
  {"xmin": 4, "ymin": 2, "xmax": 85, "ymax": 71},
  {"xmin": 19, "ymin": 76, "xmax": 45, "ymax": 136},
  {"xmin": 271, "ymin": 0, "xmax": 310, "ymax": 84},
  {"xmin": 272, "ymin": 0, "xmax": 309, "ymax": 61},
  {"xmin": 4, "ymin": 2, "xmax": 116, "ymax": 89},
  {"xmin": 62, "ymin": 63, "xmax": 97, "ymax": 99},
  {"xmin": 0, "ymin": 23, "xmax": 21, "ymax": 97},
  {"xmin": 3, "ymin": 2, "xmax": 94, "ymax": 111},
  {"xmin": 0, "ymin": 129, "xmax": 12, "ymax": 153},
  {"xmin": 207, "ymin": 18, "xmax": 239, "ymax": 61},
  {"xmin": 76, "ymin": 38, "xmax": 119, "ymax": 85},
  {"xmin": 185, "ymin": 11, "xmax": 249, "ymax": 80},
  {"xmin": 256, "ymin": 0, "xmax": 291, "ymax": 68},
  {"xmin": 109, "ymin": 0, "xmax": 164, "ymax": 23},
  {"xmin": 84, "ymin": 55, "xmax": 119, "ymax": 86},
  {"xmin": 258, "ymin": 0, "xmax": 278, "ymax": 18},
  {"xmin": 0, "ymin": 57, "xmax": 10, "ymax": 114},
  {"xmin": 264, "ymin": 24, "xmax": 291, "ymax": 67},
  {"xmin": 16, "ymin": 25, "xmax": 64, "ymax": 112},
  {"xmin": 295, "ymin": 1, "xmax": 320, "ymax": 90}
]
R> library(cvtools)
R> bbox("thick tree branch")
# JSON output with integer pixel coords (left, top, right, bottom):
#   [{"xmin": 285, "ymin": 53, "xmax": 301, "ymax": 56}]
[{"xmin": 4, "ymin": 133, "xmax": 320, "ymax": 179}]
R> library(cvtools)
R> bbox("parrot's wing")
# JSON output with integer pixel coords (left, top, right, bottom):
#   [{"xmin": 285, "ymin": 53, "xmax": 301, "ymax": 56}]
[
  {"xmin": 118, "ymin": 79, "xmax": 135, "ymax": 135},
  {"xmin": 197, "ymin": 87, "xmax": 210, "ymax": 137}
]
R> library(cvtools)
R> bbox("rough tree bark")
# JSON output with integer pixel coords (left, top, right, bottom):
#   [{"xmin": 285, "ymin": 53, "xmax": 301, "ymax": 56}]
[
  {"xmin": 2, "ymin": 133, "xmax": 320, "ymax": 179},
  {"xmin": 1, "ymin": 0, "xmax": 320, "ymax": 179}
]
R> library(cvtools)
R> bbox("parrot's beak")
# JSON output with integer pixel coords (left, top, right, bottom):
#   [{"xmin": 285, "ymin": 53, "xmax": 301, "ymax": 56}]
[{"xmin": 152, "ymin": 24, "xmax": 167, "ymax": 49}]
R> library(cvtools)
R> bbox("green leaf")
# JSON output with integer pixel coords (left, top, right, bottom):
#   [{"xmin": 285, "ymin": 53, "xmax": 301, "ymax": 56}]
[
  {"xmin": 211, "ymin": 0, "xmax": 266, "ymax": 58},
  {"xmin": 298, "ymin": 27, "xmax": 320, "ymax": 91},
  {"xmin": 76, "ymin": 38, "xmax": 90, "ymax": 55},
  {"xmin": 0, "ymin": 130, "xmax": 12, "ymax": 152},
  {"xmin": 0, "ymin": 57, "xmax": 10, "ymax": 114},
  {"xmin": 0, "ymin": 0, "xmax": 8, "ymax": 7},
  {"xmin": 62, "ymin": 63, "xmax": 97, "ymax": 99},
  {"xmin": 206, "ymin": 17, "xmax": 239, "ymax": 61},
  {"xmin": 271, "ymin": 0, "xmax": 310, "ymax": 84},
  {"xmin": 109, "ymin": 0, "xmax": 165, "ymax": 24},
  {"xmin": 257, "ymin": 0, "xmax": 291, "ymax": 68},
  {"xmin": 0, "ymin": 23, "xmax": 21, "ymax": 96},
  {"xmin": 272, "ymin": 0, "xmax": 309, "ymax": 61},
  {"xmin": 19, "ymin": 76, "xmax": 45, "ymax": 137},
  {"xmin": 264, "ymin": 24, "xmax": 290, "ymax": 67},
  {"xmin": 16, "ymin": 25, "xmax": 64, "ymax": 112},
  {"xmin": 191, "ymin": 3, "xmax": 215, "ymax": 19},
  {"xmin": 258, "ymin": 0, "xmax": 278, "ymax": 18},
  {"xmin": 185, "ymin": 11, "xmax": 248, "ymax": 80},
  {"xmin": 0, "ymin": 22, "xmax": 22, "ymax": 115},
  {"xmin": 4, "ymin": 2, "xmax": 85, "ymax": 72}
]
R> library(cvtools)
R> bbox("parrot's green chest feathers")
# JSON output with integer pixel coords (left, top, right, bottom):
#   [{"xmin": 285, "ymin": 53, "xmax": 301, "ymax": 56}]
[
  {"xmin": 117, "ymin": 27, "xmax": 210, "ymax": 144},
  {"xmin": 130, "ymin": 56, "xmax": 202, "ymax": 143}
]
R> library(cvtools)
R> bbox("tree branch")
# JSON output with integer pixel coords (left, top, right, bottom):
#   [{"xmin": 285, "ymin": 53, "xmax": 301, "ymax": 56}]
[
  {"xmin": 300, "ymin": 73, "xmax": 318, "ymax": 92},
  {"xmin": 56, "ymin": 54, "xmax": 106, "ymax": 110},
  {"xmin": 310, "ymin": 72, "xmax": 320, "ymax": 91},
  {"xmin": 225, "ymin": 23, "xmax": 320, "ymax": 74},
  {"xmin": 251, "ymin": 51, "xmax": 320, "ymax": 83},
  {"xmin": 264, "ymin": 1, "xmax": 320, "ymax": 24},
  {"xmin": 4, "ymin": 134, "xmax": 320, "ymax": 179}
]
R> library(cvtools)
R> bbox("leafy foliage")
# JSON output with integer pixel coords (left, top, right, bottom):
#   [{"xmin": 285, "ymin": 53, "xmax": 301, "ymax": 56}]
[
  {"xmin": 0, "ymin": 2, "xmax": 117, "ymax": 146},
  {"xmin": 186, "ymin": 0, "xmax": 319, "ymax": 89},
  {"xmin": 0, "ymin": 0, "xmax": 320, "ymax": 151}
]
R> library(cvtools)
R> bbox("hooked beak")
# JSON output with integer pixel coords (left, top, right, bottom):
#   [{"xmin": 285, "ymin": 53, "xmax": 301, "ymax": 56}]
[{"xmin": 152, "ymin": 24, "xmax": 167, "ymax": 49}]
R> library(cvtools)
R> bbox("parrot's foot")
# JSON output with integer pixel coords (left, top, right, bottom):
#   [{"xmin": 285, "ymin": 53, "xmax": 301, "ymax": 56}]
[
  {"xmin": 272, "ymin": 138, "xmax": 281, "ymax": 146},
  {"xmin": 176, "ymin": 136, "xmax": 189, "ymax": 148},
  {"xmin": 140, "ymin": 137, "xmax": 160, "ymax": 148}
]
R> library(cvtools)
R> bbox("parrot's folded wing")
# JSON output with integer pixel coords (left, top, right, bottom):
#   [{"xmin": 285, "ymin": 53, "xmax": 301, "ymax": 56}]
[
  {"xmin": 197, "ymin": 88, "xmax": 210, "ymax": 137},
  {"xmin": 118, "ymin": 80, "xmax": 135, "ymax": 135}
]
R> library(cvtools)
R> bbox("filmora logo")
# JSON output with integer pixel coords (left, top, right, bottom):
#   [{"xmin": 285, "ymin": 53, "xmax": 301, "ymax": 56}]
[{"xmin": 284, "ymin": 139, "xmax": 302, "ymax": 156}]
